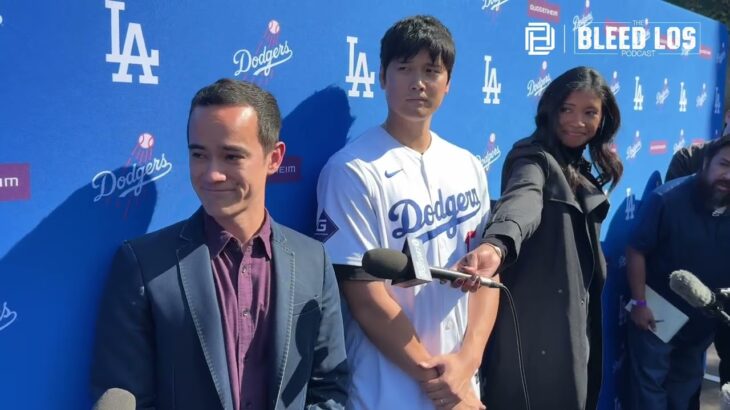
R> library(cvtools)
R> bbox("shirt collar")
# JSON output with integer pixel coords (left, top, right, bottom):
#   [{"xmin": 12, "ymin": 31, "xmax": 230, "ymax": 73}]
[{"xmin": 203, "ymin": 211, "xmax": 273, "ymax": 259}]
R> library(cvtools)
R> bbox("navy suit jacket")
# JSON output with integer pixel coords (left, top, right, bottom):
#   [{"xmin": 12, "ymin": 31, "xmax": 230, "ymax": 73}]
[{"xmin": 91, "ymin": 209, "xmax": 349, "ymax": 409}]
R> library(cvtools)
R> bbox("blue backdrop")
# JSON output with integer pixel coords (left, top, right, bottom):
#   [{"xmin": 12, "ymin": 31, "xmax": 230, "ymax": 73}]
[{"xmin": 0, "ymin": 1, "xmax": 727, "ymax": 408}]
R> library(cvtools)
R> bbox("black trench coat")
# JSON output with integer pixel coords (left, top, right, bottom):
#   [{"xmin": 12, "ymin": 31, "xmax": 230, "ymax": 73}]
[{"xmin": 481, "ymin": 137, "xmax": 609, "ymax": 410}]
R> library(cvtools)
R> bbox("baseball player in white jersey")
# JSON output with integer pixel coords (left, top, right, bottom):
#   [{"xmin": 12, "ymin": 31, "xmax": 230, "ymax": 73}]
[{"xmin": 315, "ymin": 15, "xmax": 499, "ymax": 410}]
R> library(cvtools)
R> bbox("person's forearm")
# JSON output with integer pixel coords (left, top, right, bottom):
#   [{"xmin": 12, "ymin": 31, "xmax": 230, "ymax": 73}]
[
  {"xmin": 459, "ymin": 275, "xmax": 500, "ymax": 369},
  {"xmin": 626, "ymin": 246, "xmax": 647, "ymax": 300},
  {"xmin": 341, "ymin": 281, "xmax": 438, "ymax": 381}
]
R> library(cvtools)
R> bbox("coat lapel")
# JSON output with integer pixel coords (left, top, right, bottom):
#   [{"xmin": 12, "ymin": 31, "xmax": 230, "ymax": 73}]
[
  {"xmin": 269, "ymin": 221, "xmax": 295, "ymax": 409},
  {"xmin": 177, "ymin": 210, "xmax": 234, "ymax": 410}
]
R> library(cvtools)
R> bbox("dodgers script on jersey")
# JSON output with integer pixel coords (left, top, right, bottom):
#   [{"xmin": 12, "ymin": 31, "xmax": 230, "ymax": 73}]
[{"xmin": 315, "ymin": 126, "xmax": 490, "ymax": 409}]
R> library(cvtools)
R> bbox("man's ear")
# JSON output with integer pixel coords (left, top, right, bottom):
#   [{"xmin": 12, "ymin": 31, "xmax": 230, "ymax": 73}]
[{"xmin": 267, "ymin": 142, "xmax": 286, "ymax": 175}]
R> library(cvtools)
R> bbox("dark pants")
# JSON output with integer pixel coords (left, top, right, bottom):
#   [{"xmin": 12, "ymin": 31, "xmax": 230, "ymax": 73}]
[
  {"xmin": 689, "ymin": 319, "xmax": 730, "ymax": 410},
  {"xmin": 627, "ymin": 323, "xmax": 713, "ymax": 410}
]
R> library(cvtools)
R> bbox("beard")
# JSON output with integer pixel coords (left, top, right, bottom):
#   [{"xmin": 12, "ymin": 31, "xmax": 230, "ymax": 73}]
[{"xmin": 699, "ymin": 173, "xmax": 730, "ymax": 209}]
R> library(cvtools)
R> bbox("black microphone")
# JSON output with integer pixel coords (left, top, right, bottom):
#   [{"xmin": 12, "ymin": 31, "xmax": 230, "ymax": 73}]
[
  {"xmin": 93, "ymin": 388, "xmax": 136, "ymax": 410},
  {"xmin": 362, "ymin": 247, "xmax": 504, "ymax": 289},
  {"xmin": 669, "ymin": 269, "xmax": 730, "ymax": 325}
]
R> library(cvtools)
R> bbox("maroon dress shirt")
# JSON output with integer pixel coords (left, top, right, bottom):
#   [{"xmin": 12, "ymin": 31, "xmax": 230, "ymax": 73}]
[{"xmin": 205, "ymin": 212, "xmax": 275, "ymax": 410}]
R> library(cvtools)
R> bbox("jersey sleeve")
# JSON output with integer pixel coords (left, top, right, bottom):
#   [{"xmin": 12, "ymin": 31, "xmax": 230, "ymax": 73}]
[{"xmin": 315, "ymin": 157, "xmax": 383, "ymax": 281}]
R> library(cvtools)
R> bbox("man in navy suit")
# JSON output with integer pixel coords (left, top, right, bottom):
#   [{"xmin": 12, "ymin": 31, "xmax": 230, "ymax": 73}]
[{"xmin": 91, "ymin": 79, "xmax": 349, "ymax": 410}]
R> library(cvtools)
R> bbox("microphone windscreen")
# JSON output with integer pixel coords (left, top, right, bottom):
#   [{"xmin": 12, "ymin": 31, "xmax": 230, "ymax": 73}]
[
  {"xmin": 93, "ymin": 388, "xmax": 136, "ymax": 410},
  {"xmin": 362, "ymin": 248, "xmax": 410, "ymax": 280},
  {"xmin": 721, "ymin": 382, "xmax": 730, "ymax": 410},
  {"xmin": 669, "ymin": 269, "xmax": 715, "ymax": 308}
]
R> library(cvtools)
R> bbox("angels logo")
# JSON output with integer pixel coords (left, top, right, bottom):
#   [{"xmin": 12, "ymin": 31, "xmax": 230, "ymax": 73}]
[
  {"xmin": 626, "ymin": 131, "xmax": 642, "ymax": 160},
  {"xmin": 678, "ymin": 81, "xmax": 687, "ymax": 112},
  {"xmin": 345, "ymin": 36, "xmax": 375, "ymax": 98},
  {"xmin": 656, "ymin": 78, "xmax": 669, "ymax": 105},
  {"xmin": 482, "ymin": 55, "xmax": 502, "ymax": 104},
  {"xmin": 696, "ymin": 83, "xmax": 707, "ymax": 108},
  {"xmin": 105, "ymin": 0, "xmax": 159, "ymax": 85},
  {"xmin": 610, "ymin": 71, "xmax": 620, "ymax": 95},
  {"xmin": 714, "ymin": 86, "xmax": 722, "ymax": 114},
  {"xmin": 572, "ymin": 0, "xmax": 593, "ymax": 31},
  {"xmin": 233, "ymin": 20, "xmax": 294, "ymax": 86},
  {"xmin": 633, "ymin": 76, "xmax": 643, "ymax": 111},
  {"xmin": 477, "ymin": 132, "xmax": 502, "ymax": 171},
  {"xmin": 91, "ymin": 132, "xmax": 173, "ymax": 218},
  {"xmin": 526, "ymin": 61, "xmax": 551, "ymax": 98},
  {"xmin": 673, "ymin": 129, "xmax": 686, "ymax": 153},
  {"xmin": 482, "ymin": 0, "xmax": 509, "ymax": 12}
]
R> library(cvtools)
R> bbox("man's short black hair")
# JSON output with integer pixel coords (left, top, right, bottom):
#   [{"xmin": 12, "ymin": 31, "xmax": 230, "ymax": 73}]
[
  {"xmin": 380, "ymin": 15, "xmax": 455, "ymax": 80},
  {"xmin": 704, "ymin": 134, "xmax": 730, "ymax": 166},
  {"xmin": 187, "ymin": 79, "xmax": 281, "ymax": 152}
]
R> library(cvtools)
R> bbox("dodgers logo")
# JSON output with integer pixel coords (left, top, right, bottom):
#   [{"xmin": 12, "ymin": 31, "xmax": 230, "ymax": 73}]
[
  {"xmin": 656, "ymin": 78, "xmax": 670, "ymax": 105},
  {"xmin": 314, "ymin": 210, "xmax": 339, "ymax": 242},
  {"xmin": 477, "ymin": 132, "xmax": 501, "ymax": 171},
  {"xmin": 696, "ymin": 83, "xmax": 707, "ymax": 108},
  {"xmin": 633, "ymin": 76, "xmax": 644, "ymax": 111},
  {"xmin": 91, "ymin": 133, "xmax": 173, "ymax": 217},
  {"xmin": 572, "ymin": 0, "xmax": 593, "ymax": 31},
  {"xmin": 626, "ymin": 131, "xmax": 642, "ymax": 160},
  {"xmin": 527, "ymin": 61, "xmax": 551, "ymax": 98},
  {"xmin": 345, "ymin": 36, "xmax": 375, "ymax": 98},
  {"xmin": 673, "ymin": 129, "xmax": 686, "ymax": 154},
  {"xmin": 233, "ymin": 20, "xmax": 293, "ymax": 85},
  {"xmin": 105, "ymin": 0, "xmax": 159, "ymax": 84},
  {"xmin": 388, "ymin": 188, "xmax": 481, "ymax": 243},
  {"xmin": 482, "ymin": 55, "xmax": 502, "ymax": 104},
  {"xmin": 610, "ymin": 71, "xmax": 620, "ymax": 95},
  {"xmin": 482, "ymin": 0, "xmax": 509, "ymax": 12},
  {"xmin": 0, "ymin": 301, "xmax": 17, "ymax": 332}
]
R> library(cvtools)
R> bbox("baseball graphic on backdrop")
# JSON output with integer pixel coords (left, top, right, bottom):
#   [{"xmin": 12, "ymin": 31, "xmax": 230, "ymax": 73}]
[
  {"xmin": 268, "ymin": 20, "xmax": 280, "ymax": 34},
  {"xmin": 138, "ymin": 133, "xmax": 155, "ymax": 149}
]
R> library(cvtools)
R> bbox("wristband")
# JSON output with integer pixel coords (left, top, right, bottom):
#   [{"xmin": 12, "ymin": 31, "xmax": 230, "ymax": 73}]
[{"xmin": 629, "ymin": 299, "xmax": 647, "ymax": 308}]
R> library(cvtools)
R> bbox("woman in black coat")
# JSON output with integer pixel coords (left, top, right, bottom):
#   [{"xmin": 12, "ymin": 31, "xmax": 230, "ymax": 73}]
[{"xmin": 458, "ymin": 67, "xmax": 623, "ymax": 410}]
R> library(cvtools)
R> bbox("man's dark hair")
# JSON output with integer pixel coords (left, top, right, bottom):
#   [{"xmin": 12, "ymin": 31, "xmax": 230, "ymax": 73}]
[
  {"xmin": 187, "ymin": 79, "xmax": 281, "ymax": 152},
  {"xmin": 380, "ymin": 15, "xmax": 455, "ymax": 80},
  {"xmin": 704, "ymin": 134, "xmax": 730, "ymax": 167}
]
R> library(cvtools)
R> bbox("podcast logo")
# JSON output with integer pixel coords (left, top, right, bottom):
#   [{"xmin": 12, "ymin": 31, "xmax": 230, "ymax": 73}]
[
  {"xmin": 0, "ymin": 163, "xmax": 30, "ymax": 202},
  {"xmin": 477, "ymin": 132, "xmax": 502, "ymax": 171},
  {"xmin": 626, "ymin": 131, "xmax": 642, "ymax": 160},
  {"xmin": 525, "ymin": 22, "xmax": 556, "ymax": 56},
  {"xmin": 696, "ymin": 83, "xmax": 707, "ymax": 108},
  {"xmin": 91, "ymin": 133, "xmax": 172, "ymax": 217},
  {"xmin": 482, "ymin": 55, "xmax": 502, "ymax": 104},
  {"xmin": 105, "ymin": 0, "xmax": 159, "ymax": 85},
  {"xmin": 0, "ymin": 302, "xmax": 17, "ymax": 332},
  {"xmin": 656, "ymin": 78, "xmax": 670, "ymax": 106},
  {"xmin": 575, "ymin": 20, "xmax": 699, "ymax": 58},
  {"xmin": 345, "ymin": 36, "xmax": 375, "ymax": 98},
  {"xmin": 633, "ymin": 76, "xmax": 644, "ymax": 111},
  {"xmin": 526, "ymin": 61, "xmax": 551, "ymax": 98},
  {"xmin": 233, "ymin": 20, "xmax": 293, "ymax": 86},
  {"xmin": 610, "ymin": 70, "xmax": 620, "ymax": 95}
]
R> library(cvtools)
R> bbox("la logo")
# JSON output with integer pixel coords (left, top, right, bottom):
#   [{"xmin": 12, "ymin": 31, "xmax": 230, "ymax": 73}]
[
  {"xmin": 105, "ymin": 0, "xmax": 160, "ymax": 84},
  {"xmin": 482, "ymin": 55, "xmax": 502, "ymax": 105},
  {"xmin": 345, "ymin": 36, "xmax": 375, "ymax": 98}
]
